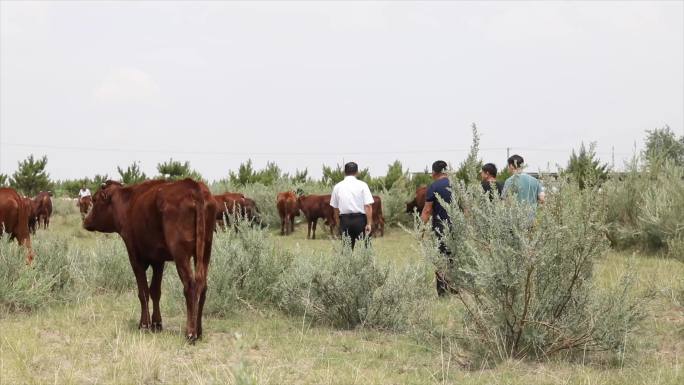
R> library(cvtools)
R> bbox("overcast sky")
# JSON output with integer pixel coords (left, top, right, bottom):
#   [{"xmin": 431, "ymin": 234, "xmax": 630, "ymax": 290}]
[{"xmin": 1, "ymin": 1, "xmax": 682, "ymax": 181}]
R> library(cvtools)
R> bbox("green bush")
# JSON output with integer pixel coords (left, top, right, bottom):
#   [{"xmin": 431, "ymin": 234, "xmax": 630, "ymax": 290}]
[
  {"xmin": 278, "ymin": 240, "xmax": 431, "ymax": 331},
  {"xmin": 77, "ymin": 237, "xmax": 134, "ymax": 294},
  {"xmin": 378, "ymin": 177, "xmax": 413, "ymax": 228},
  {"xmin": 418, "ymin": 179, "xmax": 645, "ymax": 360},
  {"xmin": 205, "ymin": 217, "xmax": 291, "ymax": 316},
  {"xmin": 0, "ymin": 237, "xmax": 71, "ymax": 312},
  {"xmin": 605, "ymin": 159, "xmax": 684, "ymax": 258}
]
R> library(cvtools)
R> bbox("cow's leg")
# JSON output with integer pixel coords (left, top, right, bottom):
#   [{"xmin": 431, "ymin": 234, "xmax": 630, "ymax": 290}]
[
  {"xmin": 312, "ymin": 219, "xmax": 318, "ymax": 240},
  {"xmin": 130, "ymin": 260, "xmax": 152, "ymax": 329},
  {"xmin": 280, "ymin": 215, "xmax": 286, "ymax": 235},
  {"xmin": 174, "ymin": 258, "xmax": 198, "ymax": 341},
  {"xmin": 149, "ymin": 262, "xmax": 165, "ymax": 332},
  {"xmin": 307, "ymin": 219, "xmax": 312, "ymax": 239},
  {"xmin": 289, "ymin": 216, "xmax": 295, "ymax": 235}
]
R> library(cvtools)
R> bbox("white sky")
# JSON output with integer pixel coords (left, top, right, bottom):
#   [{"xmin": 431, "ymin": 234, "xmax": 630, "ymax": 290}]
[{"xmin": 1, "ymin": 1, "xmax": 682, "ymax": 181}]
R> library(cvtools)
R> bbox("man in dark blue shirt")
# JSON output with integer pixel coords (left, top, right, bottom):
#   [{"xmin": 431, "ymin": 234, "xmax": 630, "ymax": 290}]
[{"xmin": 421, "ymin": 160, "xmax": 454, "ymax": 296}]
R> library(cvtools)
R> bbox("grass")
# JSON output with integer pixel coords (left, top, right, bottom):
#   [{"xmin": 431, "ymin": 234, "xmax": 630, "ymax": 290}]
[{"xmin": 1, "ymin": 203, "xmax": 682, "ymax": 384}]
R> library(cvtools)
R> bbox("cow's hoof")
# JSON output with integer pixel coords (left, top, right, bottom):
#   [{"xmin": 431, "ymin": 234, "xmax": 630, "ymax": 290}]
[
  {"xmin": 151, "ymin": 322, "xmax": 163, "ymax": 332},
  {"xmin": 139, "ymin": 323, "xmax": 151, "ymax": 331},
  {"xmin": 186, "ymin": 334, "xmax": 198, "ymax": 344}
]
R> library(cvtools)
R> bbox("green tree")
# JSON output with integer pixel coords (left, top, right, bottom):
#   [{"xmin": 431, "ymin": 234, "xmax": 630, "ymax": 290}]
[
  {"xmin": 229, "ymin": 159, "xmax": 257, "ymax": 185},
  {"xmin": 10, "ymin": 154, "xmax": 52, "ymax": 196},
  {"xmin": 321, "ymin": 164, "xmax": 370, "ymax": 186},
  {"xmin": 382, "ymin": 160, "xmax": 406, "ymax": 190},
  {"xmin": 565, "ymin": 142, "xmax": 609, "ymax": 189},
  {"xmin": 643, "ymin": 126, "xmax": 684, "ymax": 168},
  {"xmin": 255, "ymin": 161, "xmax": 281, "ymax": 185},
  {"xmin": 290, "ymin": 169, "xmax": 309, "ymax": 184},
  {"xmin": 411, "ymin": 168, "xmax": 432, "ymax": 188},
  {"xmin": 0, "ymin": 174, "xmax": 8, "ymax": 187},
  {"xmin": 117, "ymin": 161, "xmax": 147, "ymax": 185},
  {"xmin": 157, "ymin": 159, "xmax": 203, "ymax": 181}
]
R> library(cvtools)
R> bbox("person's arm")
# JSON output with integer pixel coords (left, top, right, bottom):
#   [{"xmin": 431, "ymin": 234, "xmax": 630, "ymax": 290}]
[
  {"xmin": 364, "ymin": 204, "xmax": 373, "ymax": 234},
  {"xmin": 421, "ymin": 184, "xmax": 435, "ymax": 223}
]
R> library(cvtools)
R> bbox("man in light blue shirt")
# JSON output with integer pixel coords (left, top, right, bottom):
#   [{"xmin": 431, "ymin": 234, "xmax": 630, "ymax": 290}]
[{"xmin": 502, "ymin": 154, "xmax": 545, "ymax": 207}]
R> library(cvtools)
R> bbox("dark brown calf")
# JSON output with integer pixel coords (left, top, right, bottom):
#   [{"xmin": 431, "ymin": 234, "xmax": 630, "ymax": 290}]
[
  {"xmin": 0, "ymin": 188, "xmax": 34, "ymax": 264},
  {"xmin": 213, "ymin": 192, "xmax": 260, "ymax": 229},
  {"xmin": 83, "ymin": 179, "xmax": 217, "ymax": 342},
  {"xmin": 371, "ymin": 195, "xmax": 385, "ymax": 237},
  {"xmin": 297, "ymin": 194, "xmax": 336, "ymax": 239},
  {"xmin": 406, "ymin": 186, "xmax": 427, "ymax": 215},
  {"xmin": 32, "ymin": 191, "xmax": 53, "ymax": 230},
  {"xmin": 23, "ymin": 197, "xmax": 38, "ymax": 234}
]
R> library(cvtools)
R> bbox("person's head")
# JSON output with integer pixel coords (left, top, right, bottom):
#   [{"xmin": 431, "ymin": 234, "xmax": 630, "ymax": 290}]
[
  {"xmin": 507, "ymin": 155, "xmax": 524, "ymax": 173},
  {"xmin": 431, "ymin": 160, "xmax": 448, "ymax": 179},
  {"xmin": 344, "ymin": 162, "xmax": 359, "ymax": 176},
  {"xmin": 480, "ymin": 163, "xmax": 497, "ymax": 181},
  {"xmin": 81, "ymin": 185, "xmax": 86, "ymax": 190}
]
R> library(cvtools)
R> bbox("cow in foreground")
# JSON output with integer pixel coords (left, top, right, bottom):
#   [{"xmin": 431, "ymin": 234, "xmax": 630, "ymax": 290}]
[
  {"xmin": 32, "ymin": 191, "xmax": 53, "ymax": 229},
  {"xmin": 276, "ymin": 191, "xmax": 299, "ymax": 235},
  {"xmin": 406, "ymin": 186, "xmax": 427, "ymax": 215},
  {"xmin": 371, "ymin": 195, "xmax": 385, "ymax": 237},
  {"xmin": 83, "ymin": 179, "xmax": 217, "ymax": 342},
  {"xmin": 0, "ymin": 188, "xmax": 34, "ymax": 264},
  {"xmin": 297, "ymin": 194, "xmax": 336, "ymax": 239}
]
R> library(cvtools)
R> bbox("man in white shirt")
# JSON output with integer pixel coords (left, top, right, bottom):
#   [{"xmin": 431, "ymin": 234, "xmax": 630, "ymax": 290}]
[
  {"xmin": 330, "ymin": 162, "xmax": 374, "ymax": 250},
  {"xmin": 78, "ymin": 186, "xmax": 91, "ymax": 199}
]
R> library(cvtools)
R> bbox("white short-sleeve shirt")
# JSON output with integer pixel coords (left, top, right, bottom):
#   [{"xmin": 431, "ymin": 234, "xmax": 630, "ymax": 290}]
[{"xmin": 330, "ymin": 176, "xmax": 374, "ymax": 214}]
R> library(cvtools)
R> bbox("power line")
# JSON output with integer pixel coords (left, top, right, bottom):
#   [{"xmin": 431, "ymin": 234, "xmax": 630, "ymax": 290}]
[
  {"xmin": 0, "ymin": 141, "xmax": 507, "ymax": 156},
  {"xmin": 0, "ymin": 141, "xmax": 634, "ymax": 157}
]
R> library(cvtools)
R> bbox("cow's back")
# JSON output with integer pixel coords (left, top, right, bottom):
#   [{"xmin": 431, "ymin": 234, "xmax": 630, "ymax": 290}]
[
  {"xmin": 277, "ymin": 192, "xmax": 298, "ymax": 217},
  {"xmin": 121, "ymin": 179, "xmax": 216, "ymax": 261}
]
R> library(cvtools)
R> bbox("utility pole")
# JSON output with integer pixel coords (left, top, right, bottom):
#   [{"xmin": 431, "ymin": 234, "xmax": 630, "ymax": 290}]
[
  {"xmin": 611, "ymin": 146, "xmax": 615, "ymax": 169},
  {"xmin": 506, "ymin": 147, "xmax": 510, "ymax": 160}
]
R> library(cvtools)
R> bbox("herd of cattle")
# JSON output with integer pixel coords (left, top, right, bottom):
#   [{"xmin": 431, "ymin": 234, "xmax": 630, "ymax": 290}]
[{"xmin": 0, "ymin": 179, "xmax": 427, "ymax": 342}]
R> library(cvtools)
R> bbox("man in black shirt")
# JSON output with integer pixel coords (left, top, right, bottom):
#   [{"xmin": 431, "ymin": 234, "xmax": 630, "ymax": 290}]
[
  {"xmin": 480, "ymin": 163, "xmax": 503, "ymax": 200},
  {"xmin": 421, "ymin": 160, "xmax": 455, "ymax": 296}
]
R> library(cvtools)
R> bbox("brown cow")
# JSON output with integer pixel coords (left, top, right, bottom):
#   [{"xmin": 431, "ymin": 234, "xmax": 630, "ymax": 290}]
[
  {"xmin": 32, "ymin": 191, "xmax": 53, "ymax": 229},
  {"xmin": 213, "ymin": 192, "xmax": 261, "ymax": 229},
  {"xmin": 23, "ymin": 197, "xmax": 38, "ymax": 234},
  {"xmin": 276, "ymin": 191, "xmax": 299, "ymax": 235},
  {"xmin": 0, "ymin": 188, "xmax": 34, "ymax": 264},
  {"xmin": 78, "ymin": 196, "xmax": 93, "ymax": 220},
  {"xmin": 83, "ymin": 179, "xmax": 217, "ymax": 342},
  {"xmin": 371, "ymin": 195, "xmax": 385, "ymax": 237},
  {"xmin": 406, "ymin": 186, "xmax": 427, "ymax": 215},
  {"xmin": 297, "ymin": 194, "xmax": 336, "ymax": 239}
]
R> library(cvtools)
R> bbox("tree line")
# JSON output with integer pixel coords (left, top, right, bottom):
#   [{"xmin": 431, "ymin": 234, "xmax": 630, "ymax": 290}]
[{"xmin": 1, "ymin": 126, "xmax": 681, "ymax": 197}]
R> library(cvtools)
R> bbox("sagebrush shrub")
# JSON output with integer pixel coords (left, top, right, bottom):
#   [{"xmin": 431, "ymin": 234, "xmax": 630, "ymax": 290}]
[
  {"xmin": 418, "ymin": 179, "xmax": 645, "ymax": 360},
  {"xmin": 379, "ymin": 177, "xmax": 414, "ymax": 228},
  {"xmin": 78, "ymin": 237, "xmax": 134, "ymax": 294},
  {"xmin": 278, "ymin": 239, "xmax": 431, "ymax": 331},
  {"xmin": 0, "ymin": 236, "xmax": 71, "ymax": 312},
  {"xmin": 605, "ymin": 159, "xmax": 684, "ymax": 258},
  {"xmin": 205, "ymin": 217, "xmax": 291, "ymax": 316}
]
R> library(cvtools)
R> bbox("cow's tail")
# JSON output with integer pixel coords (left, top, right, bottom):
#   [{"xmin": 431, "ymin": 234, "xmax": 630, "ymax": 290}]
[{"xmin": 194, "ymin": 191, "xmax": 207, "ymax": 279}]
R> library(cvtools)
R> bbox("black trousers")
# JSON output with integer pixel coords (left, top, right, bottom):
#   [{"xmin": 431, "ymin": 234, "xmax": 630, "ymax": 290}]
[{"xmin": 339, "ymin": 213, "xmax": 367, "ymax": 250}]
